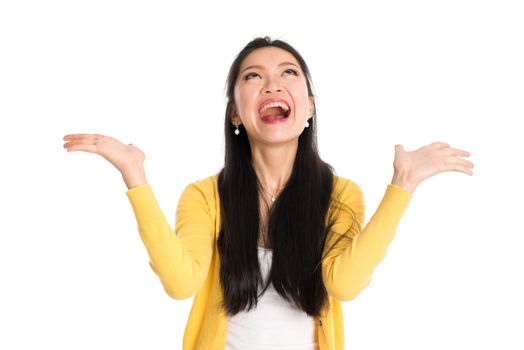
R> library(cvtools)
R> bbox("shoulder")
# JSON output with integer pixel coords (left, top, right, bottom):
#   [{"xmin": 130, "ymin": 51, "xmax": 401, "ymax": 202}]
[
  {"xmin": 176, "ymin": 173, "xmax": 220, "ymax": 222},
  {"xmin": 194, "ymin": 173, "xmax": 219, "ymax": 190},
  {"xmin": 330, "ymin": 175, "xmax": 366, "ymax": 227},
  {"xmin": 332, "ymin": 175, "xmax": 364, "ymax": 203},
  {"xmin": 180, "ymin": 173, "xmax": 220, "ymax": 204}
]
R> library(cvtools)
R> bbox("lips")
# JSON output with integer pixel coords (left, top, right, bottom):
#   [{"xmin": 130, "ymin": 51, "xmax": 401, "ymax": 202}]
[{"xmin": 257, "ymin": 98, "xmax": 291, "ymax": 117}]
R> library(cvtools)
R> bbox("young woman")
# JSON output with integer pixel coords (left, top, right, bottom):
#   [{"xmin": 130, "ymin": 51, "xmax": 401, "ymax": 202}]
[{"xmin": 63, "ymin": 36, "xmax": 474, "ymax": 350}]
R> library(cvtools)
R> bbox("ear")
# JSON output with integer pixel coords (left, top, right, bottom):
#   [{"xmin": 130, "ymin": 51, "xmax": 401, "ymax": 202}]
[
  {"xmin": 308, "ymin": 96, "xmax": 315, "ymax": 117},
  {"xmin": 229, "ymin": 105, "xmax": 241, "ymax": 124}
]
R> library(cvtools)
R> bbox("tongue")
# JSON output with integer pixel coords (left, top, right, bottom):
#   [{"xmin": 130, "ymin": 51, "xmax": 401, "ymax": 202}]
[
  {"xmin": 264, "ymin": 114, "xmax": 285, "ymax": 120},
  {"xmin": 260, "ymin": 107, "xmax": 287, "ymax": 120}
]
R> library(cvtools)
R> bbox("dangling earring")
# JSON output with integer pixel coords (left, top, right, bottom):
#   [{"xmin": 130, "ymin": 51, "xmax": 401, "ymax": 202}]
[
  {"xmin": 305, "ymin": 110, "xmax": 312, "ymax": 128},
  {"xmin": 233, "ymin": 121, "xmax": 240, "ymax": 135}
]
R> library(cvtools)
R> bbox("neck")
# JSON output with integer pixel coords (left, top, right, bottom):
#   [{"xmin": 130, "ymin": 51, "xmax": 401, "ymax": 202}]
[{"xmin": 250, "ymin": 140, "xmax": 298, "ymax": 195}]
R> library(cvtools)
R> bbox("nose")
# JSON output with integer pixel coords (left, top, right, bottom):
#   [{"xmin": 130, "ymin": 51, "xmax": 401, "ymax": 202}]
[{"xmin": 262, "ymin": 77, "xmax": 283, "ymax": 94}]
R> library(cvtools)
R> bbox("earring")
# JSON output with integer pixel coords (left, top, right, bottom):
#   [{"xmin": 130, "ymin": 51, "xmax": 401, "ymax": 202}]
[
  {"xmin": 233, "ymin": 122, "xmax": 240, "ymax": 135},
  {"xmin": 305, "ymin": 115, "xmax": 312, "ymax": 128},
  {"xmin": 305, "ymin": 111, "xmax": 313, "ymax": 128}
]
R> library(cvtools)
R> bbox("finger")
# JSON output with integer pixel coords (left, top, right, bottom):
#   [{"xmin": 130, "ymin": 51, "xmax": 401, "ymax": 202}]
[
  {"xmin": 444, "ymin": 147, "xmax": 471, "ymax": 157},
  {"xmin": 66, "ymin": 144, "xmax": 99, "ymax": 153},
  {"xmin": 447, "ymin": 156, "xmax": 474, "ymax": 167},
  {"xmin": 431, "ymin": 141, "xmax": 450, "ymax": 149},
  {"xmin": 449, "ymin": 160, "xmax": 474, "ymax": 175},
  {"xmin": 456, "ymin": 158, "xmax": 475, "ymax": 168},
  {"xmin": 458, "ymin": 165, "xmax": 474, "ymax": 176},
  {"xmin": 63, "ymin": 134, "xmax": 100, "ymax": 142},
  {"xmin": 63, "ymin": 138, "xmax": 100, "ymax": 150},
  {"xmin": 63, "ymin": 138, "xmax": 97, "ymax": 147}
]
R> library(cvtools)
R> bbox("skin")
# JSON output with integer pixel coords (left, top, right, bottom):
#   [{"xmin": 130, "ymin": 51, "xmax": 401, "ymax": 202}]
[
  {"xmin": 229, "ymin": 47, "xmax": 475, "ymax": 196},
  {"xmin": 62, "ymin": 133, "xmax": 147, "ymax": 189},
  {"xmin": 62, "ymin": 48, "xmax": 475, "ymax": 195},
  {"xmin": 390, "ymin": 142, "xmax": 474, "ymax": 193},
  {"xmin": 230, "ymin": 46, "xmax": 314, "ymax": 200}
]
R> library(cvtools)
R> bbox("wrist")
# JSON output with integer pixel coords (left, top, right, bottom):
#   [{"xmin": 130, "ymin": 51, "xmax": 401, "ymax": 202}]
[
  {"xmin": 391, "ymin": 171, "xmax": 417, "ymax": 194},
  {"xmin": 121, "ymin": 163, "xmax": 147, "ymax": 190}
]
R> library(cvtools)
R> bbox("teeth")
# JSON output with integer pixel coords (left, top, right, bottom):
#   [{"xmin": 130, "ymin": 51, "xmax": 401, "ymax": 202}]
[{"xmin": 258, "ymin": 101, "xmax": 290, "ymax": 114}]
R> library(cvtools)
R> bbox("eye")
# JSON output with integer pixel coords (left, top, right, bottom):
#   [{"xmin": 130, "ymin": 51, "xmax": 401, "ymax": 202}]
[
  {"xmin": 243, "ymin": 69, "xmax": 298, "ymax": 81},
  {"xmin": 244, "ymin": 72, "xmax": 260, "ymax": 80}
]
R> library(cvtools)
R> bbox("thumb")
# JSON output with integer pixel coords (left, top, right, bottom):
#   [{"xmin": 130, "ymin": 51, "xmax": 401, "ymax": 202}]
[{"xmin": 395, "ymin": 144, "xmax": 404, "ymax": 151}]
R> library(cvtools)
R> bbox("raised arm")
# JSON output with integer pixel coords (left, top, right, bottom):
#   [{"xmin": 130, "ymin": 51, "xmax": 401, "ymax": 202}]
[
  {"xmin": 322, "ymin": 141, "xmax": 474, "ymax": 301},
  {"xmin": 322, "ymin": 178, "xmax": 412, "ymax": 301},
  {"xmin": 126, "ymin": 181, "xmax": 214, "ymax": 300}
]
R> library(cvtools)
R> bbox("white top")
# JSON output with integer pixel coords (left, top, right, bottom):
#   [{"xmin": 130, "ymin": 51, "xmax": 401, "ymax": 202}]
[{"xmin": 225, "ymin": 247, "xmax": 319, "ymax": 350}]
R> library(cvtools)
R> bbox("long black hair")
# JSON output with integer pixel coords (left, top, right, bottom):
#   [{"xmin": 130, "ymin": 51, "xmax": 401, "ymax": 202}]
[{"xmin": 217, "ymin": 36, "xmax": 356, "ymax": 318}]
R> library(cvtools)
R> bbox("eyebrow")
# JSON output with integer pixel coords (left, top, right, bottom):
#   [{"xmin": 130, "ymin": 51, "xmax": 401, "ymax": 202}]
[{"xmin": 240, "ymin": 61, "xmax": 299, "ymax": 74}]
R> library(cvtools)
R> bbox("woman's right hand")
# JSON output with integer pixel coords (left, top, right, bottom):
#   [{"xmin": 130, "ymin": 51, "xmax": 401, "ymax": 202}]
[{"xmin": 63, "ymin": 133, "xmax": 145, "ymax": 174}]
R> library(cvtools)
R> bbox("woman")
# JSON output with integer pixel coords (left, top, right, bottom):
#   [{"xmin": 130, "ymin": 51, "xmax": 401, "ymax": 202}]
[{"xmin": 63, "ymin": 36, "xmax": 474, "ymax": 350}]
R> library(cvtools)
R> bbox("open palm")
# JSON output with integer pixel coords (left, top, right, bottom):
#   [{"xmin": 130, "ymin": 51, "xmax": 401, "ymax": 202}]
[
  {"xmin": 63, "ymin": 133, "xmax": 145, "ymax": 173},
  {"xmin": 393, "ymin": 142, "xmax": 474, "ymax": 190}
]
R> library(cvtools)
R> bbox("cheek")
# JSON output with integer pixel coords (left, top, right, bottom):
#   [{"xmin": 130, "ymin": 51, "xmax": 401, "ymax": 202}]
[
  {"xmin": 290, "ymin": 91, "xmax": 310, "ymax": 117},
  {"xmin": 235, "ymin": 86, "xmax": 258, "ymax": 113}
]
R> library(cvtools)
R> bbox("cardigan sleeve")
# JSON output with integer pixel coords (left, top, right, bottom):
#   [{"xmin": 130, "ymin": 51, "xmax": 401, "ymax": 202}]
[
  {"xmin": 126, "ymin": 181, "xmax": 214, "ymax": 300},
  {"xmin": 322, "ymin": 178, "xmax": 412, "ymax": 301}
]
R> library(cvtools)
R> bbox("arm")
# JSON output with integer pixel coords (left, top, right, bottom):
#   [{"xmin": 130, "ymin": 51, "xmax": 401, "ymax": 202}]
[
  {"xmin": 125, "ymin": 181, "xmax": 214, "ymax": 300},
  {"xmin": 322, "ymin": 178, "xmax": 412, "ymax": 301},
  {"xmin": 322, "ymin": 141, "xmax": 473, "ymax": 301}
]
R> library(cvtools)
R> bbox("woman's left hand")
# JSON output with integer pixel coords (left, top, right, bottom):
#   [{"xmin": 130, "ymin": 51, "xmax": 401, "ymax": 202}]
[{"xmin": 391, "ymin": 142, "xmax": 474, "ymax": 193}]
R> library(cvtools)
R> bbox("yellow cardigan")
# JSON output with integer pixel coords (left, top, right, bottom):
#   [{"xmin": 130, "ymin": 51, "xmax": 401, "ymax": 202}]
[{"xmin": 125, "ymin": 173, "xmax": 412, "ymax": 349}]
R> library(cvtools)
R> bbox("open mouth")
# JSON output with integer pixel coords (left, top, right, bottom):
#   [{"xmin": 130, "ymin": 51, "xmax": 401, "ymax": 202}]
[{"xmin": 258, "ymin": 101, "xmax": 291, "ymax": 122}]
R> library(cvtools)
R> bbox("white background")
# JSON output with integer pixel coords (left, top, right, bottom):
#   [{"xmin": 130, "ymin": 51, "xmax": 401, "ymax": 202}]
[{"xmin": 1, "ymin": 0, "xmax": 523, "ymax": 349}]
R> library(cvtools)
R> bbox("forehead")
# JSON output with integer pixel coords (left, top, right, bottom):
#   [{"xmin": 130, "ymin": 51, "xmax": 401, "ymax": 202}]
[{"xmin": 239, "ymin": 47, "xmax": 300, "ymax": 70}]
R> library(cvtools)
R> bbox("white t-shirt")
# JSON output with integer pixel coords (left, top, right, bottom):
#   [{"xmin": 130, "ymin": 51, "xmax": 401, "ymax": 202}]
[{"xmin": 225, "ymin": 247, "xmax": 320, "ymax": 350}]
